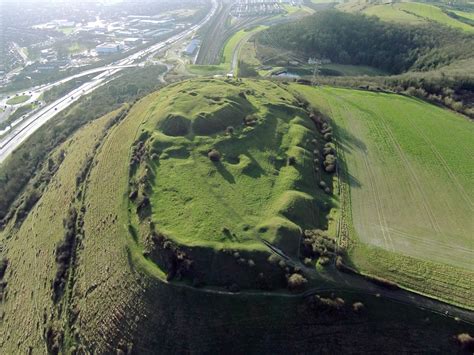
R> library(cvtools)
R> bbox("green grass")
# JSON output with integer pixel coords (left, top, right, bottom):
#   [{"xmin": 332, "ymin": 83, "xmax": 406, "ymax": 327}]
[
  {"xmin": 360, "ymin": 2, "xmax": 474, "ymax": 32},
  {"xmin": 6, "ymin": 95, "xmax": 30, "ymax": 105},
  {"xmin": 58, "ymin": 26, "xmax": 75, "ymax": 35},
  {"xmin": 288, "ymin": 63, "xmax": 387, "ymax": 77},
  {"xmin": 2, "ymin": 78, "xmax": 474, "ymax": 351},
  {"xmin": 139, "ymin": 79, "xmax": 333, "ymax": 256},
  {"xmin": 68, "ymin": 42, "xmax": 86, "ymax": 54},
  {"xmin": 321, "ymin": 63, "xmax": 387, "ymax": 76},
  {"xmin": 362, "ymin": 4, "xmax": 424, "ymax": 24},
  {"xmin": 222, "ymin": 29, "xmax": 249, "ymax": 66},
  {"xmin": 292, "ymin": 84, "xmax": 474, "ymax": 308},
  {"xmin": 0, "ymin": 111, "xmax": 116, "ymax": 352},
  {"xmin": 283, "ymin": 4, "xmax": 315, "ymax": 16},
  {"xmin": 453, "ymin": 9, "xmax": 474, "ymax": 21},
  {"xmin": 187, "ymin": 64, "xmax": 228, "ymax": 75}
]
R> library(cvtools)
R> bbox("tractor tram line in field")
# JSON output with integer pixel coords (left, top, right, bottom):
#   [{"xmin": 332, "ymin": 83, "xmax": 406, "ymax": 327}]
[
  {"xmin": 332, "ymin": 95, "xmax": 395, "ymax": 251},
  {"xmin": 402, "ymin": 109, "xmax": 474, "ymax": 210}
]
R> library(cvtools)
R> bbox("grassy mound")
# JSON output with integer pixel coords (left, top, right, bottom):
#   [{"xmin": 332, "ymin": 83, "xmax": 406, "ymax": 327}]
[
  {"xmin": 139, "ymin": 79, "xmax": 333, "ymax": 257},
  {"xmin": 154, "ymin": 81, "xmax": 254, "ymax": 137}
]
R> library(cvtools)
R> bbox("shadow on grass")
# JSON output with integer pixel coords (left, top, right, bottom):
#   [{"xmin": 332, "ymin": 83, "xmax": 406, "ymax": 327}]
[
  {"xmin": 243, "ymin": 152, "xmax": 266, "ymax": 178},
  {"xmin": 335, "ymin": 123, "xmax": 367, "ymax": 153},
  {"xmin": 215, "ymin": 162, "xmax": 236, "ymax": 184}
]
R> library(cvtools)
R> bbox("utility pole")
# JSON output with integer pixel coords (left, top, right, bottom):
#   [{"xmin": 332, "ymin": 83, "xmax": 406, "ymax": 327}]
[{"xmin": 311, "ymin": 59, "xmax": 321, "ymax": 86}]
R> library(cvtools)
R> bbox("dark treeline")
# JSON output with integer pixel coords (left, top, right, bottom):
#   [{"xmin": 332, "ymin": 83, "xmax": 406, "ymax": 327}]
[
  {"xmin": 0, "ymin": 65, "xmax": 166, "ymax": 224},
  {"xmin": 258, "ymin": 10, "xmax": 474, "ymax": 74}
]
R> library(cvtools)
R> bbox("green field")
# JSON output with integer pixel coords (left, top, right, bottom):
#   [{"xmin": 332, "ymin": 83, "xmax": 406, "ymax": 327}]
[
  {"xmin": 2, "ymin": 78, "xmax": 474, "ymax": 352},
  {"xmin": 453, "ymin": 9, "xmax": 474, "ymax": 21},
  {"xmin": 319, "ymin": 64, "xmax": 387, "ymax": 76},
  {"xmin": 139, "ymin": 79, "xmax": 333, "ymax": 256},
  {"xmin": 283, "ymin": 4, "xmax": 315, "ymax": 16},
  {"xmin": 293, "ymin": 84, "xmax": 474, "ymax": 307},
  {"xmin": 359, "ymin": 2, "xmax": 474, "ymax": 32},
  {"xmin": 6, "ymin": 94, "xmax": 30, "ymax": 105},
  {"xmin": 362, "ymin": 4, "xmax": 424, "ymax": 24}
]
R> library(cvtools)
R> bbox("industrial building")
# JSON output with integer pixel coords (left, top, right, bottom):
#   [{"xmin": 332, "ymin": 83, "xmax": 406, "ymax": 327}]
[
  {"xmin": 96, "ymin": 42, "xmax": 123, "ymax": 55},
  {"xmin": 183, "ymin": 39, "xmax": 200, "ymax": 56}
]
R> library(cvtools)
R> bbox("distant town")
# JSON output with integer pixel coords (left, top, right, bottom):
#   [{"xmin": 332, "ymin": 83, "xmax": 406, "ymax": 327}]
[{"xmin": 0, "ymin": 0, "xmax": 209, "ymax": 89}]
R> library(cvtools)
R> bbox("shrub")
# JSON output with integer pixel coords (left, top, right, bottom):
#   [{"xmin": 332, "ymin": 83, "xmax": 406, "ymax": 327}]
[
  {"xmin": 325, "ymin": 164, "xmax": 336, "ymax": 173},
  {"xmin": 244, "ymin": 114, "xmax": 258, "ymax": 126},
  {"xmin": 208, "ymin": 149, "xmax": 221, "ymax": 162},
  {"xmin": 225, "ymin": 126, "xmax": 235, "ymax": 135},
  {"xmin": 268, "ymin": 254, "xmax": 280, "ymax": 264},
  {"xmin": 456, "ymin": 333, "xmax": 474, "ymax": 351},
  {"xmin": 352, "ymin": 302, "xmax": 365, "ymax": 313},
  {"xmin": 287, "ymin": 273, "xmax": 307, "ymax": 291},
  {"xmin": 311, "ymin": 294, "xmax": 345, "ymax": 311},
  {"xmin": 319, "ymin": 256, "xmax": 330, "ymax": 266},
  {"xmin": 324, "ymin": 132, "xmax": 332, "ymax": 141}
]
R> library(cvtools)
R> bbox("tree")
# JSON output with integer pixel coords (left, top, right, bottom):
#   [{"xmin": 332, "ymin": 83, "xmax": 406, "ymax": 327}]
[{"xmin": 287, "ymin": 273, "xmax": 307, "ymax": 291}]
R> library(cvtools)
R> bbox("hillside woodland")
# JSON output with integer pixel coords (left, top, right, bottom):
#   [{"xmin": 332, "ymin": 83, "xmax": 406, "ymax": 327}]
[{"xmin": 257, "ymin": 10, "xmax": 474, "ymax": 117}]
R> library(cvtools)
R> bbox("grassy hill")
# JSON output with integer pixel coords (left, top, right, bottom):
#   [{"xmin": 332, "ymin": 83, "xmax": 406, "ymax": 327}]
[
  {"xmin": 340, "ymin": 1, "xmax": 474, "ymax": 32},
  {"xmin": 1, "ymin": 78, "xmax": 473, "ymax": 353},
  {"xmin": 137, "ymin": 79, "xmax": 333, "ymax": 258},
  {"xmin": 293, "ymin": 84, "xmax": 474, "ymax": 308}
]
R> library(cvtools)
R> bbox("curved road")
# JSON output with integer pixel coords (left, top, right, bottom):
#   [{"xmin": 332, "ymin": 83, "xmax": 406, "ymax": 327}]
[{"xmin": 0, "ymin": 0, "xmax": 219, "ymax": 164}]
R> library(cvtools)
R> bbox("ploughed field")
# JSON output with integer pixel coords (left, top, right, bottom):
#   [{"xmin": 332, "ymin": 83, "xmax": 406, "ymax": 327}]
[{"xmin": 294, "ymin": 84, "xmax": 474, "ymax": 308}]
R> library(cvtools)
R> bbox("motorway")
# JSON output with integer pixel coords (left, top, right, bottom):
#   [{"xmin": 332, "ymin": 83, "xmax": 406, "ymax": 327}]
[{"xmin": 0, "ymin": 0, "xmax": 218, "ymax": 164}]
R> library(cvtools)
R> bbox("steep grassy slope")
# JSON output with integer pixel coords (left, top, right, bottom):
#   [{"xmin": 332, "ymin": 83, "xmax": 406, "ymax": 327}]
[
  {"xmin": 293, "ymin": 84, "xmax": 474, "ymax": 308},
  {"xmin": 0, "ymin": 108, "xmax": 123, "ymax": 352}
]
